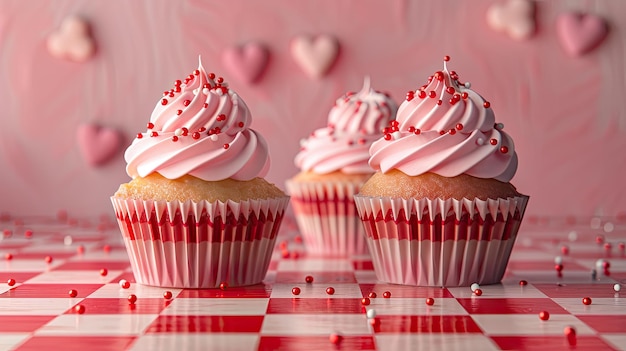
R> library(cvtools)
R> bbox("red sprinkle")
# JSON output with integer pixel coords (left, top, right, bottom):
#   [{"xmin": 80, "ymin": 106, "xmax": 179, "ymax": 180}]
[
  {"xmin": 361, "ymin": 297, "xmax": 371, "ymax": 306},
  {"xmin": 490, "ymin": 138, "xmax": 498, "ymax": 145},
  {"xmin": 68, "ymin": 289, "xmax": 78, "ymax": 298},
  {"xmin": 305, "ymin": 276, "xmax": 314, "ymax": 284},
  {"xmin": 219, "ymin": 282, "xmax": 228, "ymax": 290},
  {"xmin": 519, "ymin": 280, "xmax": 528, "ymax": 286},
  {"xmin": 45, "ymin": 256, "xmax": 53, "ymax": 264},
  {"xmin": 192, "ymin": 132, "xmax": 201, "ymax": 139},
  {"xmin": 292, "ymin": 287, "xmax": 301, "ymax": 296},
  {"xmin": 539, "ymin": 311, "xmax": 550, "ymax": 321},
  {"xmin": 456, "ymin": 123, "xmax": 464, "ymax": 130},
  {"xmin": 176, "ymin": 110, "xmax": 183, "ymax": 115},
  {"xmin": 171, "ymin": 136, "xmax": 179, "ymax": 142},
  {"xmin": 326, "ymin": 287, "xmax": 335, "ymax": 295},
  {"xmin": 128, "ymin": 294, "xmax": 137, "ymax": 304},
  {"xmin": 500, "ymin": 146, "xmax": 509, "ymax": 154},
  {"xmin": 425, "ymin": 297, "xmax": 435, "ymax": 306},
  {"xmin": 5, "ymin": 253, "xmax": 12, "ymax": 260},
  {"xmin": 161, "ymin": 99, "xmax": 168, "ymax": 105},
  {"xmin": 582, "ymin": 297, "xmax": 592, "ymax": 305},
  {"xmin": 368, "ymin": 292, "xmax": 377, "ymax": 298},
  {"xmin": 163, "ymin": 291, "xmax": 173, "ymax": 300},
  {"xmin": 7, "ymin": 278, "xmax": 16, "ymax": 286},
  {"xmin": 418, "ymin": 90, "xmax": 427, "ymax": 99},
  {"xmin": 74, "ymin": 305, "xmax": 86, "ymax": 314},
  {"xmin": 136, "ymin": 133, "xmax": 143, "ymax": 139},
  {"xmin": 151, "ymin": 131, "xmax": 159, "ymax": 137},
  {"xmin": 483, "ymin": 101, "xmax": 491, "ymax": 108},
  {"xmin": 382, "ymin": 291, "xmax": 391, "ymax": 298},
  {"xmin": 443, "ymin": 55, "xmax": 450, "ymax": 61},
  {"xmin": 223, "ymin": 144, "xmax": 230, "ymax": 149},
  {"xmin": 474, "ymin": 289, "xmax": 483, "ymax": 296},
  {"xmin": 147, "ymin": 122, "xmax": 154, "ymax": 129},
  {"xmin": 100, "ymin": 268, "xmax": 108, "ymax": 277}
]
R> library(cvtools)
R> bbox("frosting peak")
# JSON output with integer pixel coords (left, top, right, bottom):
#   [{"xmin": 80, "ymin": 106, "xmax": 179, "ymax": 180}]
[
  {"xmin": 368, "ymin": 57, "xmax": 518, "ymax": 182},
  {"xmin": 295, "ymin": 78, "xmax": 397, "ymax": 174},
  {"xmin": 125, "ymin": 57, "xmax": 270, "ymax": 181}
]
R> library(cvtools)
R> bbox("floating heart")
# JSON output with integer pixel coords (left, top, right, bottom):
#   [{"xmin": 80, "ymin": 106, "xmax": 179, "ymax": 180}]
[
  {"xmin": 222, "ymin": 43, "xmax": 269, "ymax": 84},
  {"xmin": 486, "ymin": 0, "xmax": 536, "ymax": 40},
  {"xmin": 556, "ymin": 12, "xmax": 608, "ymax": 56},
  {"xmin": 47, "ymin": 16, "xmax": 96, "ymax": 62},
  {"xmin": 77, "ymin": 124, "xmax": 122, "ymax": 167},
  {"xmin": 290, "ymin": 35, "xmax": 339, "ymax": 79}
]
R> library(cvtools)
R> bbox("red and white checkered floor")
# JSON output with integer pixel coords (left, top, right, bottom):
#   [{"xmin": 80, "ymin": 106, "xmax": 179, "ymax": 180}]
[{"xmin": 0, "ymin": 214, "xmax": 625, "ymax": 350}]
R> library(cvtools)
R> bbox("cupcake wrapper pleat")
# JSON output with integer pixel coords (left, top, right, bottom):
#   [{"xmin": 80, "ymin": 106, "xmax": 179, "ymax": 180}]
[
  {"xmin": 286, "ymin": 180, "xmax": 368, "ymax": 256},
  {"xmin": 111, "ymin": 196, "xmax": 289, "ymax": 288},
  {"xmin": 354, "ymin": 195, "xmax": 529, "ymax": 286}
]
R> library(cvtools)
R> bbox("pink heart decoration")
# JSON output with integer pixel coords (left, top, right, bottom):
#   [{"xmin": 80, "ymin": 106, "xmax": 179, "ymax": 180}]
[
  {"xmin": 290, "ymin": 35, "xmax": 339, "ymax": 79},
  {"xmin": 222, "ymin": 43, "xmax": 269, "ymax": 84},
  {"xmin": 486, "ymin": 0, "xmax": 536, "ymax": 40},
  {"xmin": 77, "ymin": 124, "xmax": 122, "ymax": 167},
  {"xmin": 47, "ymin": 16, "xmax": 96, "ymax": 62},
  {"xmin": 556, "ymin": 12, "xmax": 608, "ymax": 56}
]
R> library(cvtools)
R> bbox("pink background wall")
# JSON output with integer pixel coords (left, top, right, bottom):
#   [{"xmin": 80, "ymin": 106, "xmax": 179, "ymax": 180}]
[{"xmin": 0, "ymin": 0, "xmax": 624, "ymax": 219}]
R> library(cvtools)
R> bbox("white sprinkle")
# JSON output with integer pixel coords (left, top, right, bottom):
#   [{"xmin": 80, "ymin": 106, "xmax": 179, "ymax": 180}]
[
  {"xmin": 174, "ymin": 128, "xmax": 184, "ymax": 137},
  {"xmin": 63, "ymin": 235, "xmax": 73, "ymax": 246},
  {"xmin": 470, "ymin": 283, "xmax": 480, "ymax": 292},
  {"xmin": 590, "ymin": 217, "xmax": 602, "ymax": 229},
  {"xmin": 118, "ymin": 279, "xmax": 128, "ymax": 288},
  {"xmin": 554, "ymin": 256, "xmax": 563, "ymax": 265},
  {"xmin": 595, "ymin": 259, "xmax": 606, "ymax": 270},
  {"xmin": 366, "ymin": 309, "xmax": 377, "ymax": 319},
  {"xmin": 464, "ymin": 82, "xmax": 471, "ymax": 88},
  {"xmin": 202, "ymin": 88, "xmax": 210, "ymax": 95},
  {"xmin": 392, "ymin": 131, "xmax": 401, "ymax": 140},
  {"xmin": 568, "ymin": 231, "xmax": 578, "ymax": 242},
  {"xmin": 603, "ymin": 222, "xmax": 615, "ymax": 233},
  {"xmin": 614, "ymin": 284, "xmax": 621, "ymax": 292},
  {"xmin": 210, "ymin": 134, "xmax": 218, "ymax": 141},
  {"xmin": 476, "ymin": 138, "xmax": 484, "ymax": 146},
  {"xmin": 193, "ymin": 88, "xmax": 199, "ymax": 95}
]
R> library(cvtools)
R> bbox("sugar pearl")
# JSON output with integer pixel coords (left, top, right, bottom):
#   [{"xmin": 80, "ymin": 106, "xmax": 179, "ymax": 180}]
[
  {"xmin": 470, "ymin": 283, "xmax": 480, "ymax": 291},
  {"xmin": 366, "ymin": 309, "xmax": 377, "ymax": 319},
  {"xmin": 614, "ymin": 284, "xmax": 621, "ymax": 292}
]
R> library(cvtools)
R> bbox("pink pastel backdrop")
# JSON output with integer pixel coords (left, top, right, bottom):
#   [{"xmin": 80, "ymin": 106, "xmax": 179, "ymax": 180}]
[{"xmin": 0, "ymin": 0, "xmax": 624, "ymax": 219}]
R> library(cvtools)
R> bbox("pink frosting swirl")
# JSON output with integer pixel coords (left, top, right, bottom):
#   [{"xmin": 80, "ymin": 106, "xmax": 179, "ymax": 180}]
[
  {"xmin": 295, "ymin": 78, "xmax": 397, "ymax": 174},
  {"xmin": 125, "ymin": 58, "xmax": 270, "ymax": 181},
  {"xmin": 368, "ymin": 58, "xmax": 518, "ymax": 182}
]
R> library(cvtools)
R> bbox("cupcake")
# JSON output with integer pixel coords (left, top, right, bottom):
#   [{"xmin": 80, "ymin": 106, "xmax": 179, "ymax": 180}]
[
  {"xmin": 286, "ymin": 78, "xmax": 397, "ymax": 255},
  {"xmin": 355, "ymin": 56, "xmax": 529, "ymax": 286},
  {"xmin": 111, "ymin": 58, "xmax": 289, "ymax": 288}
]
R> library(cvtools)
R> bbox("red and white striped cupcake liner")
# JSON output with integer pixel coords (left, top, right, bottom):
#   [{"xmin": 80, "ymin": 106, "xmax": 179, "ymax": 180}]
[
  {"xmin": 111, "ymin": 196, "xmax": 289, "ymax": 288},
  {"xmin": 354, "ymin": 195, "xmax": 529, "ymax": 287},
  {"xmin": 286, "ymin": 180, "xmax": 369, "ymax": 256}
]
